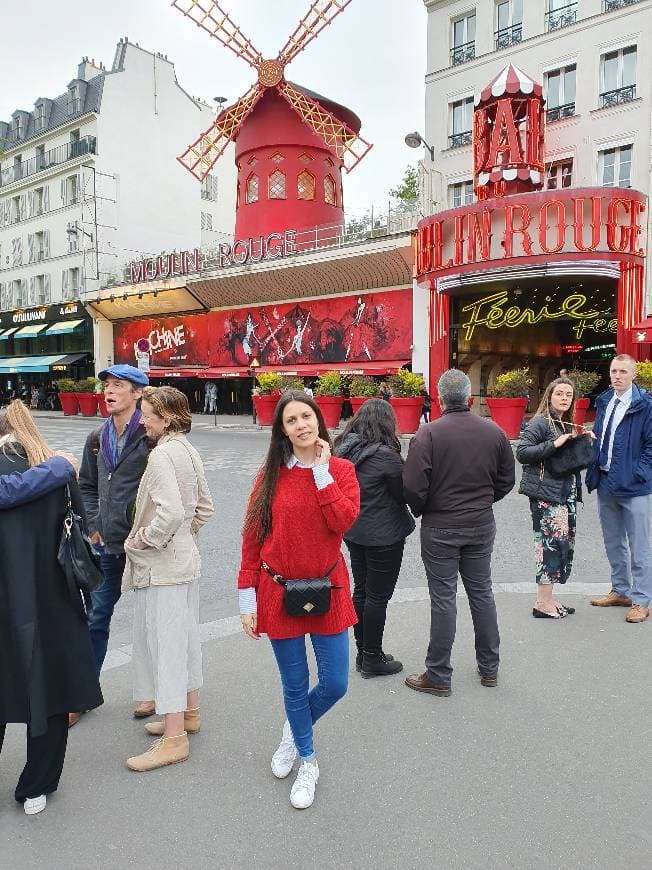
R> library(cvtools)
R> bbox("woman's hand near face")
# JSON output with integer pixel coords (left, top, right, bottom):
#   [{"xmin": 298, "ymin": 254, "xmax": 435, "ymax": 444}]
[
  {"xmin": 241, "ymin": 612, "xmax": 259, "ymax": 639},
  {"xmin": 314, "ymin": 438, "xmax": 331, "ymax": 466}
]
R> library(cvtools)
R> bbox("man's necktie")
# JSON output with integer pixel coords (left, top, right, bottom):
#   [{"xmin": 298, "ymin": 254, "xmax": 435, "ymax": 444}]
[{"xmin": 598, "ymin": 398, "xmax": 620, "ymax": 470}]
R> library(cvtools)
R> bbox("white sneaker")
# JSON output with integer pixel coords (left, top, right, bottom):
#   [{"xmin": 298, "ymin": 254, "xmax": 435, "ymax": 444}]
[
  {"xmin": 290, "ymin": 760, "xmax": 319, "ymax": 809},
  {"xmin": 270, "ymin": 720, "xmax": 297, "ymax": 779},
  {"xmin": 24, "ymin": 795, "xmax": 47, "ymax": 816}
]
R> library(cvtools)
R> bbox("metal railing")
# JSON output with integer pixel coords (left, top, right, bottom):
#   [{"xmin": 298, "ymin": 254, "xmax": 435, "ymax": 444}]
[
  {"xmin": 600, "ymin": 84, "xmax": 636, "ymax": 108},
  {"xmin": 448, "ymin": 131, "xmax": 472, "ymax": 149},
  {"xmin": 450, "ymin": 40, "xmax": 475, "ymax": 66},
  {"xmin": 546, "ymin": 102, "xmax": 576, "ymax": 122},
  {"xmin": 603, "ymin": 0, "xmax": 641, "ymax": 11},
  {"xmin": 495, "ymin": 23, "xmax": 522, "ymax": 50},
  {"xmin": 0, "ymin": 135, "xmax": 96, "ymax": 187},
  {"xmin": 546, "ymin": 2, "xmax": 577, "ymax": 30}
]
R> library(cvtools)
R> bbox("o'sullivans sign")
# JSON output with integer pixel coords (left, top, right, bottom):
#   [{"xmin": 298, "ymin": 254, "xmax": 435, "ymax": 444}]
[{"xmin": 415, "ymin": 187, "xmax": 646, "ymax": 281}]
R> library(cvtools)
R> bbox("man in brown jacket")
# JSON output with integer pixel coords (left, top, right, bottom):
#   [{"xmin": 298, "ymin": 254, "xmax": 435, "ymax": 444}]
[{"xmin": 403, "ymin": 369, "xmax": 515, "ymax": 696}]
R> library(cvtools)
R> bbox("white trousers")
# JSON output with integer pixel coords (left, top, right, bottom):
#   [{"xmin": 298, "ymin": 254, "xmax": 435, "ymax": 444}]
[{"xmin": 132, "ymin": 577, "xmax": 203, "ymax": 715}]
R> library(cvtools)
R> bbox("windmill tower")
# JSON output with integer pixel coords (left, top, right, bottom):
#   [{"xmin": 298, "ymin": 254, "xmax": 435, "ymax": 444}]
[{"xmin": 172, "ymin": 0, "xmax": 372, "ymax": 240}]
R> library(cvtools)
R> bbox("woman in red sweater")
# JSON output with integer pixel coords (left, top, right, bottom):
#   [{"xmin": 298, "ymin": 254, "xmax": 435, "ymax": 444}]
[{"xmin": 239, "ymin": 391, "xmax": 360, "ymax": 810}]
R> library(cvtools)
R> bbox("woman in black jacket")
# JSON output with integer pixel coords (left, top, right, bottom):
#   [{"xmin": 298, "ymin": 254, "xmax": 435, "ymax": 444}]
[
  {"xmin": 335, "ymin": 399, "xmax": 415, "ymax": 676},
  {"xmin": 516, "ymin": 378, "xmax": 587, "ymax": 619}
]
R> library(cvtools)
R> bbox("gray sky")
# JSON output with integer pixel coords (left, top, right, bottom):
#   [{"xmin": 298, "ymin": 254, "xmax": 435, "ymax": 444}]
[{"xmin": 2, "ymin": 0, "xmax": 427, "ymax": 213}]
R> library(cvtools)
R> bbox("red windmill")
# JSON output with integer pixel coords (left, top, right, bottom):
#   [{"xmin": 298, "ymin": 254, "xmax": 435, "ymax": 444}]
[{"xmin": 172, "ymin": 0, "xmax": 373, "ymax": 241}]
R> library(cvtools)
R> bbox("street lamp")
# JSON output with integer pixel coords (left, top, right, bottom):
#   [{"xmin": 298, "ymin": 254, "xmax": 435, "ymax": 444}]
[
  {"xmin": 404, "ymin": 131, "xmax": 435, "ymax": 162},
  {"xmin": 248, "ymin": 356, "xmax": 260, "ymax": 424}
]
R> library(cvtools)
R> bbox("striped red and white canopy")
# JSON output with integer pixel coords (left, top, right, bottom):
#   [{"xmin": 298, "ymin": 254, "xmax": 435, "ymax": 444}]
[{"xmin": 476, "ymin": 64, "xmax": 543, "ymax": 107}]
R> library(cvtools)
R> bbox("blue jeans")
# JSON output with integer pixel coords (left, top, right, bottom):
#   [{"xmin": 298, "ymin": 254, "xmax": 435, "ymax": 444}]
[
  {"xmin": 89, "ymin": 552, "xmax": 125, "ymax": 672},
  {"xmin": 597, "ymin": 481, "xmax": 652, "ymax": 606},
  {"xmin": 269, "ymin": 631, "xmax": 349, "ymax": 761}
]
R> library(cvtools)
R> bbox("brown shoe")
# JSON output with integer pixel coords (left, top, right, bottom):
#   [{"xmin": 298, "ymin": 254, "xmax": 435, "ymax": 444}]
[
  {"xmin": 590, "ymin": 591, "xmax": 632, "ymax": 607},
  {"xmin": 145, "ymin": 708, "xmax": 201, "ymax": 737},
  {"xmin": 133, "ymin": 701, "xmax": 156, "ymax": 719},
  {"xmin": 68, "ymin": 712, "xmax": 82, "ymax": 729},
  {"xmin": 625, "ymin": 605, "xmax": 650, "ymax": 623},
  {"xmin": 126, "ymin": 733, "xmax": 189, "ymax": 772},
  {"xmin": 478, "ymin": 668, "xmax": 498, "ymax": 688},
  {"xmin": 405, "ymin": 672, "xmax": 451, "ymax": 697}
]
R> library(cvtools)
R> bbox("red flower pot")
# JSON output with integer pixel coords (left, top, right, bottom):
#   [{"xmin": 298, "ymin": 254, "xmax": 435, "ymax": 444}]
[
  {"xmin": 486, "ymin": 397, "xmax": 529, "ymax": 439},
  {"xmin": 77, "ymin": 393, "xmax": 99, "ymax": 417},
  {"xmin": 573, "ymin": 397, "xmax": 590, "ymax": 427},
  {"xmin": 350, "ymin": 397, "xmax": 371, "ymax": 414},
  {"xmin": 389, "ymin": 397, "xmax": 423, "ymax": 434},
  {"xmin": 315, "ymin": 396, "xmax": 343, "ymax": 429},
  {"xmin": 429, "ymin": 394, "xmax": 472, "ymax": 421},
  {"xmin": 58, "ymin": 392, "xmax": 79, "ymax": 416},
  {"xmin": 253, "ymin": 394, "xmax": 279, "ymax": 426},
  {"xmin": 97, "ymin": 394, "xmax": 109, "ymax": 418}
]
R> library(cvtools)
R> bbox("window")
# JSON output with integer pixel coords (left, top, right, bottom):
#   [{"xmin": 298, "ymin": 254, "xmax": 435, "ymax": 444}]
[
  {"xmin": 67, "ymin": 86, "xmax": 81, "ymax": 116},
  {"xmin": 600, "ymin": 46, "xmax": 636, "ymax": 107},
  {"xmin": 247, "ymin": 155, "xmax": 258, "ymax": 166},
  {"xmin": 64, "ymin": 175, "xmax": 80, "ymax": 205},
  {"xmin": 546, "ymin": 159, "xmax": 573, "ymax": 189},
  {"xmin": 29, "ymin": 231, "xmax": 49, "ymax": 263},
  {"xmin": 271, "ymin": 152, "xmax": 284, "ymax": 164},
  {"xmin": 451, "ymin": 12, "xmax": 476, "ymax": 65},
  {"xmin": 297, "ymin": 171, "xmax": 315, "ymax": 200},
  {"xmin": 11, "ymin": 116, "xmax": 23, "ymax": 140},
  {"xmin": 324, "ymin": 175, "xmax": 337, "ymax": 206},
  {"xmin": 246, "ymin": 173, "xmax": 259, "ymax": 203},
  {"xmin": 599, "ymin": 145, "xmax": 632, "ymax": 188},
  {"xmin": 13, "ymin": 279, "xmax": 27, "ymax": 307},
  {"xmin": 0, "ymin": 282, "xmax": 11, "ymax": 311},
  {"xmin": 32, "ymin": 187, "xmax": 44, "ymax": 217},
  {"xmin": 200, "ymin": 212, "xmax": 213, "ymax": 231},
  {"xmin": 34, "ymin": 103, "xmax": 46, "ymax": 131},
  {"xmin": 35, "ymin": 144, "xmax": 46, "ymax": 171},
  {"xmin": 547, "ymin": 0, "xmax": 577, "ymax": 31},
  {"xmin": 298, "ymin": 153, "xmax": 313, "ymax": 164},
  {"xmin": 11, "ymin": 196, "xmax": 22, "ymax": 224},
  {"xmin": 62, "ymin": 267, "xmax": 80, "ymax": 300},
  {"xmin": 11, "ymin": 237, "xmax": 22, "ymax": 266},
  {"xmin": 495, "ymin": 0, "xmax": 522, "ymax": 49},
  {"xmin": 324, "ymin": 157, "xmax": 334, "ymax": 168},
  {"xmin": 449, "ymin": 181, "xmax": 475, "ymax": 208},
  {"xmin": 545, "ymin": 65, "xmax": 576, "ymax": 121},
  {"xmin": 13, "ymin": 155, "xmax": 24, "ymax": 182},
  {"xmin": 201, "ymin": 174, "xmax": 217, "ymax": 201},
  {"xmin": 269, "ymin": 170, "xmax": 286, "ymax": 199},
  {"xmin": 449, "ymin": 98, "xmax": 473, "ymax": 148}
]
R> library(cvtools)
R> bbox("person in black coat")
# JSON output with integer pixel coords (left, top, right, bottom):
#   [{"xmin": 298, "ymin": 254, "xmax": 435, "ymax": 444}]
[
  {"xmin": 0, "ymin": 401, "xmax": 102, "ymax": 815},
  {"xmin": 335, "ymin": 399, "xmax": 415, "ymax": 677}
]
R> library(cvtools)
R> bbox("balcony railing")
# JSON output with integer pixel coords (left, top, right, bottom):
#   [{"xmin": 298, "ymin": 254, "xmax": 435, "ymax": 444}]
[
  {"xmin": 603, "ymin": 0, "xmax": 641, "ymax": 11},
  {"xmin": 0, "ymin": 135, "xmax": 96, "ymax": 187},
  {"xmin": 495, "ymin": 23, "xmax": 522, "ymax": 50},
  {"xmin": 546, "ymin": 3, "xmax": 577, "ymax": 31},
  {"xmin": 450, "ymin": 40, "xmax": 475, "ymax": 66},
  {"xmin": 448, "ymin": 131, "xmax": 472, "ymax": 149},
  {"xmin": 600, "ymin": 84, "xmax": 636, "ymax": 108},
  {"xmin": 546, "ymin": 102, "xmax": 576, "ymax": 122}
]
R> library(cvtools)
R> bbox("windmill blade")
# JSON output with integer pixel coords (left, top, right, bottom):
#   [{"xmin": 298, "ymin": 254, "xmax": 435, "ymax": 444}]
[
  {"xmin": 278, "ymin": 81, "xmax": 372, "ymax": 172},
  {"xmin": 171, "ymin": 0, "xmax": 262, "ymax": 68},
  {"xmin": 278, "ymin": 0, "xmax": 354, "ymax": 66},
  {"xmin": 177, "ymin": 85, "xmax": 263, "ymax": 180}
]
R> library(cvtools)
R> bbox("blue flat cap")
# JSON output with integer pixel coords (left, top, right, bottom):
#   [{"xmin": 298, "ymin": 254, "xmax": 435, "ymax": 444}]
[{"xmin": 98, "ymin": 364, "xmax": 149, "ymax": 387}]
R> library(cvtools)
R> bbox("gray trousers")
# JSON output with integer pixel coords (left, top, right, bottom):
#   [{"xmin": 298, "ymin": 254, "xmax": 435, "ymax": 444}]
[
  {"xmin": 597, "ymin": 480, "xmax": 652, "ymax": 606},
  {"xmin": 421, "ymin": 521, "xmax": 499, "ymax": 688}
]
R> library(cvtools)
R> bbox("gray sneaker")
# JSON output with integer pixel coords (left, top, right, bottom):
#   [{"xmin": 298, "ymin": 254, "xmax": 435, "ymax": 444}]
[{"xmin": 271, "ymin": 720, "xmax": 297, "ymax": 779}]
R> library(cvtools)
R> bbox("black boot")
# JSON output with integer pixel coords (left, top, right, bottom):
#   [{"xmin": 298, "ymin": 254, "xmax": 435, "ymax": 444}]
[
  {"xmin": 360, "ymin": 651, "xmax": 403, "ymax": 679},
  {"xmin": 356, "ymin": 648, "xmax": 394, "ymax": 672}
]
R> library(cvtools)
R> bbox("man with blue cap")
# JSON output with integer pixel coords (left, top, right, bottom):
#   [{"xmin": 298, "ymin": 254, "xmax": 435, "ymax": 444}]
[{"xmin": 73, "ymin": 364, "xmax": 153, "ymax": 726}]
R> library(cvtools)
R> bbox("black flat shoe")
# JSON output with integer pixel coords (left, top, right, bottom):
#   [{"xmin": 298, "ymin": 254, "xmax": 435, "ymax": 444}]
[
  {"xmin": 556, "ymin": 605, "xmax": 575, "ymax": 616},
  {"xmin": 533, "ymin": 607, "xmax": 560, "ymax": 619}
]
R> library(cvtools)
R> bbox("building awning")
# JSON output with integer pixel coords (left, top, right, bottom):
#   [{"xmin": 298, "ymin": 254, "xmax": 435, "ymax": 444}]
[
  {"xmin": 13, "ymin": 323, "xmax": 49, "ymax": 338},
  {"xmin": 0, "ymin": 327, "xmax": 19, "ymax": 340},
  {"xmin": 256, "ymin": 361, "xmax": 410, "ymax": 378},
  {"xmin": 0, "ymin": 353, "xmax": 88, "ymax": 374},
  {"xmin": 44, "ymin": 319, "xmax": 85, "ymax": 335},
  {"xmin": 631, "ymin": 319, "xmax": 652, "ymax": 344}
]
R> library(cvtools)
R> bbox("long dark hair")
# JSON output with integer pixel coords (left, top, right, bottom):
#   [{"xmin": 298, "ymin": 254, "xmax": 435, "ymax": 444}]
[
  {"xmin": 334, "ymin": 398, "xmax": 401, "ymax": 453},
  {"xmin": 243, "ymin": 391, "xmax": 332, "ymax": 544}
]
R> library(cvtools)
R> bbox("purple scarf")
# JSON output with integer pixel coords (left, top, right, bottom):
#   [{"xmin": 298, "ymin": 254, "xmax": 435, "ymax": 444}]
[{"xmin": 100, "ymin": 409, "xmax": 143, "ymax": 472}]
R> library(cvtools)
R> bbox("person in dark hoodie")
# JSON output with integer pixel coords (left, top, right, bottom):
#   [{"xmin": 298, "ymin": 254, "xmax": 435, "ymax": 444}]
[{"xmin": 335, "ymin": 399, "xmax": 415, "ymax": 677}]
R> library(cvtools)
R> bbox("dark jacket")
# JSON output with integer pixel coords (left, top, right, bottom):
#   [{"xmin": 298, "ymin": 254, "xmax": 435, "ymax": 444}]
[
  {"xmin": 0, "ymin": 448, "xmax": 103, "ymax": 736},
  {"xmin": 79, "ymin": 426, "xmax": 151, "ymax": 555},
  {"xmin": 403, "ymin": 407, "xmax": 515, "ymax": 527},
  {"xmin": 586, "ymin": 384, "xmax": 652, "ymax": 496},
  {"xmin": 0, "ymin": 455, "xmax": 74, "ymax": 508},
  {"xmin": 335, "ymin": 434, "xmax": 415, "ymax": 547},
  {"xmin": 516, "ymin": 413, "xmax": 583, "ymax": 505}
]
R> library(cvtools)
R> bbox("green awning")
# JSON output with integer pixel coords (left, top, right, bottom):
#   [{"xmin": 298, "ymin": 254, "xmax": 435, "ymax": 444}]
[
  {"xmin": 13, "ymin": 323, "xmax": 48, "ymax": 338},
  {"xmin": 0, "ymin": 354, "xmax": 70, "ymax": 373},
  {"xmin": 45, "ymin": 319, "xmax": 85, "ymax": 335},
  {"xmin": 0, "ymin": 327, "xmax": 19, "ymax": 340}
]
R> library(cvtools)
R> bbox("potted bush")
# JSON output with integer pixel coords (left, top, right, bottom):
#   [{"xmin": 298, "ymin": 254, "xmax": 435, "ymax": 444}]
[
  {"xmin": 486, "ymin": 367, "xmax": 532, "ymax": 439},
  {"xmin": 389, "ymin": 369, "xmax": 426, "ymax": 434},
  {"xmin": 636, "ymin": 361, "xmax": 652, "ymax": 391},
  {"xmin": 279, "ymin": 375, "xmax": 305, "ymax": 393},
  {"xmin": 314, "ymin": 371, "xmax": 343, "ymax": 429},
  {"xmin": 97, "ymin": 379, "xmax": 109, "ymax": 418},
  {"xmin": 56, "ymin": 378, "xmax": 79, "ymax": 416},
  {"xmin": 565, "ymin": 369, "xmax": 600, "ymax": 426},
  {"xmin": 349, "ymin": 376, "xmax": 380, "ymax": 414},
  {"xmin": 253, "ymin": 372, "xmax": 283, "ymax": 425},
  {"xmin": 75, "ymin": 377, "xmax": 100, "ymax": 417}
]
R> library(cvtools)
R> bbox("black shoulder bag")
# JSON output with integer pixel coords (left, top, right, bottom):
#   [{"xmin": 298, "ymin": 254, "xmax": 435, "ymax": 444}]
[
  {"xmin": 262, "ymin": 560, "xmax": 340, "ymax": 616},
  {"xmin": 545, "ymin": 415, "xmax": 594, "ymax": 478},
  {"xmin": 58, "ymin": 485, "xmax": 104, "ymax": 620}
]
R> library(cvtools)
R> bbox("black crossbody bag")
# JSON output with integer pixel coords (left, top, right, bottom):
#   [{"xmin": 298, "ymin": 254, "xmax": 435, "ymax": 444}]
[
  {"xmin": 262, "ymin": 560, "xmax": 340, "ymax": 616},
  {"xmin": 544, "ymin": 414, "xmax": 594, "ymax": 478},
  {"xmin": 57, "ymin": 485, "xmax": 104, "ymax": 620}
]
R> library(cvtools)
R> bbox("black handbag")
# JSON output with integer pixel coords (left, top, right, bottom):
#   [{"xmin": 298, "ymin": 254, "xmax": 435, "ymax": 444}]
[
  {"xmin": 262, "ymin": 561, "xmax": 339, "ymax": 616},
  {"xmin": 57, "ymin": 486, "xmax": 104, "ymax": 620},
  {"xmin": 546, "ymin": 433, "xmax": 594, "ymax": 478}
]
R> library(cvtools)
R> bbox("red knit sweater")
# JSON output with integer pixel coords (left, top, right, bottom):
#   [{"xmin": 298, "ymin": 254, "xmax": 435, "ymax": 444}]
[{"xmin": 238, "ymin": 457, "xmax": 360, "ymax": 639}]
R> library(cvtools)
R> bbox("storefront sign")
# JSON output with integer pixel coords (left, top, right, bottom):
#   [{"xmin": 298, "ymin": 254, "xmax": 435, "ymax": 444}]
[
  {"xmin": 12, "ymin": 308, "xmax": 47, "ymax": 324},
  {"xmin": 0, "ymin": 300, "xmax": 89, "ymax": 330},
  {"xmin": 129, "ymin": 249, "xmax": 201, "ymax": 284}
]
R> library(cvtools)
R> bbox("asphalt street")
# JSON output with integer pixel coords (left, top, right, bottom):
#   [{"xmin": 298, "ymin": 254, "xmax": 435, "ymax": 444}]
[{"xmin": 1, "ymin": 415, "xmax": 650, "ymax": 870}]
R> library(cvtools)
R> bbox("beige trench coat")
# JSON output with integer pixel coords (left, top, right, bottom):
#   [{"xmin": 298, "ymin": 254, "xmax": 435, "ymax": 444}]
[{"xmin": 122, "ymin": 433, "xmax": 214, "ymax": 591}]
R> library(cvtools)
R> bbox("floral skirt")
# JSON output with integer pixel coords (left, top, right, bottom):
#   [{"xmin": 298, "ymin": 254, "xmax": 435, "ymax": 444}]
[{"xmin": 529, "ymin": 486, "xmax": 577, "ymax": 586}]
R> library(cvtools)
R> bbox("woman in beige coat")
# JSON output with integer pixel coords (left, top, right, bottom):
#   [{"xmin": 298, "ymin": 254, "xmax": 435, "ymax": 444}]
[{"xmin": 123, "ymin": 386, "xmax": 213, "ymax": 772}]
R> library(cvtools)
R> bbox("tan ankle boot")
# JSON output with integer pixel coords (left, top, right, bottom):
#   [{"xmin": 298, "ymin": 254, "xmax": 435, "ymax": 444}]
[
  {"xmin": 126, "ymin": 733, "xmax": 189, "ymax": 772},
  {"xmin": 144, "ymin": 709, "xmax": 201, "ymax": 737}
]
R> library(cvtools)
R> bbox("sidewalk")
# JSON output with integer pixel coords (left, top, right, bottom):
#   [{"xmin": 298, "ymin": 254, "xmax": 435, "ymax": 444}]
[{"xmin": 30, "ymin": 409, "xmax": 261, "ymax": 431}]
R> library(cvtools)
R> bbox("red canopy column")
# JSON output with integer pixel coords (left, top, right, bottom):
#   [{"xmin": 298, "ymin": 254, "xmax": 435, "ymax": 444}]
[{"xmin": 617, "ymin": 261, "xmax": 645, "ymax": 360}]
